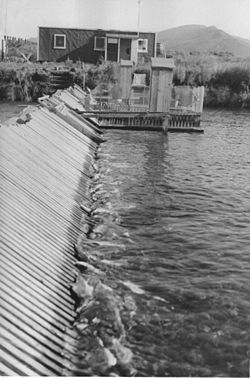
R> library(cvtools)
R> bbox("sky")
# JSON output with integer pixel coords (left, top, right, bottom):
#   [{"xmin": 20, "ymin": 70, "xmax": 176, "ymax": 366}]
[{"xmin": 1, "ymin": 0, "xmax": 250, "ymax": 40}]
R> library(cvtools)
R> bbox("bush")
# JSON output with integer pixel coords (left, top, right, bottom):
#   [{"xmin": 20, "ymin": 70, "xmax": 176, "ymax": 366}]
[
  {"xmin": 85, "ymin": 62, "xmax": 118, "ymax": 89},
  {"xmin": 171, "ymin": 50, "xmax": 250, "ymax": 107},
  {"xmin": 212, "ymin": 67, "xmax": 249, "ymax": 93},
  {"xmin": 0, "ymin": 63, "xmax": 51, "ymax": 101}
]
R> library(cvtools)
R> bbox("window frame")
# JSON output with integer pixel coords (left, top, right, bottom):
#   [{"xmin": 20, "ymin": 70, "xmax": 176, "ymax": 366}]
[
  {"xmin": 53, "ymin": 34, "xmax": 66, "ymax": 49},
  {"xmin": 137, "ymin": 38, "xmax": 148, "ymax": 53},
  {"xmin": 94, "ymin": 36, "xmax": 106, "ymax": 51}
]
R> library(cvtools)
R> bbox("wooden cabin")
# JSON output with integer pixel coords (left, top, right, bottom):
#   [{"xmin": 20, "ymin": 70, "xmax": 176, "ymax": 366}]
[{"xmin": 38, "ymin": 27, "xmax": 156, "ymax": 64}]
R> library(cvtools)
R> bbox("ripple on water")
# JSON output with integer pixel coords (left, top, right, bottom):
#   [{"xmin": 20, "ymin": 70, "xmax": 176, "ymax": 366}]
[{"xmin": 95, "ymin": 114, "xmax": 250, "ymax": 376}]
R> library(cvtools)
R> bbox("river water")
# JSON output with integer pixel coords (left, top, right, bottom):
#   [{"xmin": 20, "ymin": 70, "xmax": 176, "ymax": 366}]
[
  {"xmin": 92, "ymin": 110, "xmax": 250, "ymax": 377},
  {"xmin": 2, "ymin": 105, "xmax": 249, "ymax": 376}
]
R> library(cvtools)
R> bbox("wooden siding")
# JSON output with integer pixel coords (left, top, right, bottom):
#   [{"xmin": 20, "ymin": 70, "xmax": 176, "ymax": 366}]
[
  {"xmin": 39, "ymin": 27, "xmax": 156, "ymax": 64},
  {"xmin": 39, "ymin": 27, "xmax": 105, "ymax": 63},
  {"xmin": 137, "ymin": 32, "xmax": 156, "ymax": 61},
  {"xmin": 150, "ymin": 68, "xmax": 174, "ymax": 112}
]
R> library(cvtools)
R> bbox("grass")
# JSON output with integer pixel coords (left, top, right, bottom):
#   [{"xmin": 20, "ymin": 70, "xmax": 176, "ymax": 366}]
[{"xmin": 1, "ymin": 54, "xmax": 250, "ymax": 107}]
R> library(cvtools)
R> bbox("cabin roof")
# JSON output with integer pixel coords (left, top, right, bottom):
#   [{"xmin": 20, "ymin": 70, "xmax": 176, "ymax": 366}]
[{"xmin": 38, "ymin": 26, "xmax": 155, "ymax": 36}]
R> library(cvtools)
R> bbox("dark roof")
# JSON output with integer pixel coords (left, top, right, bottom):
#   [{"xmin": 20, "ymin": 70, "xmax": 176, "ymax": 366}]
[{"xmin": 39, "ymin": 25, "xmax": 156, "ymax": 35}]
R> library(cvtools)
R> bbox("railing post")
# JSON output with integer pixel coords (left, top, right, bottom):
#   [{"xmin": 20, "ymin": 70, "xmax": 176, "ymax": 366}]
[{"xmin": 162, "ymin": 115, "xmax": 169, "ymax": 134}]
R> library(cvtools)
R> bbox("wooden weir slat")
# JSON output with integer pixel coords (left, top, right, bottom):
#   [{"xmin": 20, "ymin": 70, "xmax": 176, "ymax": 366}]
[{"xmin": 0, "ymin": 100, "xmax": 100, "ymax": 375}]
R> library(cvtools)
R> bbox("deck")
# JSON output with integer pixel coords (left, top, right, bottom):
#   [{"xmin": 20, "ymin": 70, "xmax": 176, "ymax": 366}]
[{"xmin": 77, "ymin": 109, "xmax": 204, "ymax": 133}]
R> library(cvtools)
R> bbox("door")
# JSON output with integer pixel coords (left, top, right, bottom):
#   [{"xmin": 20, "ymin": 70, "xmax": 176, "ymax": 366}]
[
  {"xmin": 120, "ymin": 38, "xmax": 131, "ymax": 60},
  {"xmin": 131, "ymin": 39, "xmax": 138, "ymax": 63},
  {"xmin": 107, "ymin": 38, "xmax": 118, "ymax": 62}
]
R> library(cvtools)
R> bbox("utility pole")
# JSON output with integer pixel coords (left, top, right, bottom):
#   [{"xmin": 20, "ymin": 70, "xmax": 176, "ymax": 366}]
[
  {"xmin": 137, "ymin": 0, "xmax": 141, "ymax": 37},
  {"xmin": 1, "ymin": 39, "xmax": 4, "ymax": 60},
  {"xmin": 1, "ymin": 0, "xmax": 8, "ymax": 59}
]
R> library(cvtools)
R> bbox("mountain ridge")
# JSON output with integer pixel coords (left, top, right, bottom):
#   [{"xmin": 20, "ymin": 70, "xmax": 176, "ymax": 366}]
[{"xmin": 157, "ymin": 25, "xmax": 250, "ymax": 57}]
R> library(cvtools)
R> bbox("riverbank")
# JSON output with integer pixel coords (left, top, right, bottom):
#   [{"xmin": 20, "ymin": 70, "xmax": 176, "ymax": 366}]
[
  {"xmin": 0, "ymin": 61, "xmax": 82, "ymax": 102},
  {"xmin": 0, "ymin": 61, "xmax": 116, "ymax": 102},
  {"xmin": 1, "ymin": 60, "xmax": 250, "ymax": 108}
]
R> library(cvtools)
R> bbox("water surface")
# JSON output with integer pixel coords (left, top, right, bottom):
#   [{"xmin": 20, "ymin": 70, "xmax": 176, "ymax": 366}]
[
  {"xmin": 95, "ymin": 110, "xmax": 250, "ymax": 377},
  {"xmin": 2, "ymin": 104, "xmax": 249, "ymax": 376}
]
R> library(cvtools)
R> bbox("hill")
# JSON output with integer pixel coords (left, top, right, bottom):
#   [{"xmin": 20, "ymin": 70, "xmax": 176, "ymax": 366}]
[{"xmin": 157, "ymin": 25, "xmax": 250, "ymax": 58}]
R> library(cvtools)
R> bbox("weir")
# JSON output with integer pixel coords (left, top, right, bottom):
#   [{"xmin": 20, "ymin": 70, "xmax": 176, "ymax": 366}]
[
  {"xmin": 0, "ymin": 97, "xmax": 100, "ymax": 374},
  {"xmin": 0, "ymin": 85, "xmax": 135, "ymax": 376}
]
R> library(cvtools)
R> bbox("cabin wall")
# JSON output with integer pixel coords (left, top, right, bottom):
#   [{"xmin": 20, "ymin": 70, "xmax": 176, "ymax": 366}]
[
  {"xmin": 39, "ymin": 27, "xmax": 105, "ymax": 63},
  {"xmin": 39, "ymin": 27, "xmax": 156, "ymax": 64},
  {"xmin": 137, "ymin": 32, "xmax": 156, "ymax": 63}
]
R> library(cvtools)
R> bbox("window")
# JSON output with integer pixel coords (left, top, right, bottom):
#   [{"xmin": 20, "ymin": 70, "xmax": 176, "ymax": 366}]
[
  {"xmin": 138, "ymin": 38, "xmax": 148, "ymax": 53},
  {"xmin": 94, "ymin": 36, "xmax": 106, "ymax": 51},
  {"xmin": 54, "ymin": 34, "xmax": 66, "ymax": 49}
]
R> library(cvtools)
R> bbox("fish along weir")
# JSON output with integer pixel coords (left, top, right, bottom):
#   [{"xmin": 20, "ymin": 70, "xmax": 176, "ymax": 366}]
[{"xmin": 0, "ymin": 99, "xmax": 103, "ymax": 375}]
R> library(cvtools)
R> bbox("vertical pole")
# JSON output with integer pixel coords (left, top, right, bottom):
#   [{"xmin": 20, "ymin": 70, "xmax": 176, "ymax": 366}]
[
  {"xmin": 136, "ymin": 0, "xmax": 141, "ymax": 63},
  {"xmin": 1, "ymin": 39, "xmax": 4, "ymax": 60},
  {"xmin": 137, "ymin": 0, "xmax": 141, "ymax": 37},
  {"xmin": 162, "ymin": 115, "xmax": 169, "ymax": 134},
  {"xmin": 4, "ymin": 35, "xmax": 7, "ymax": 59},
  {"xmin": 117, "ymin": 38, "xmax": 120, "ymax": 63},
  {"xmin": 4, "ymin": 0, "xmax": 8, "ymax": 39},
  {"xmin": 37, "ymin": 26, "xmax": 39, "ymax": 61},
  {"xmin": 82, "ymin": 62, "xmax": 85, "ymax": 90}
]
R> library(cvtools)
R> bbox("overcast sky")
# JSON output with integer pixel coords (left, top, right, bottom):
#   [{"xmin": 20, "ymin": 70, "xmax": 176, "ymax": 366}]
[{"xmin": 1, "ymin": 0, "xmax": 250, "ymax": 40}]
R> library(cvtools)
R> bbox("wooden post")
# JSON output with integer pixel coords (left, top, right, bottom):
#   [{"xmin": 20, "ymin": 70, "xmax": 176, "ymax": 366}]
[
  {"xmin": 1, "ymin": 39, "xmax": 4, "ymax": 60},
  {"xmin": 162, "ymin": 115, "xmax": 169, "ymax": 134},
  {"xmin": 81, "ymin": 62, "xmax": 86, "ymax": 90},
  {"xmin": 149, "ymin": 58, "xmax": 175, "ymax": 112}
]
